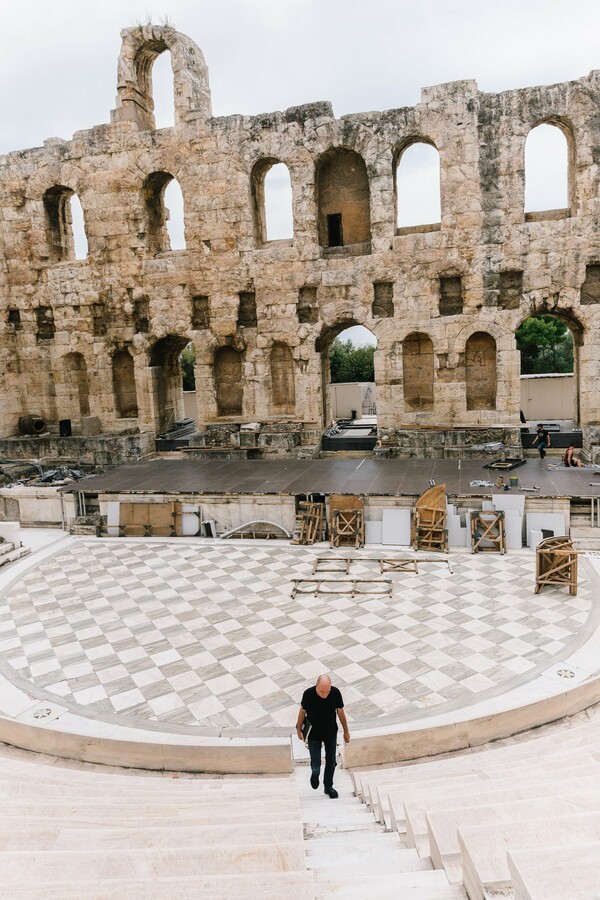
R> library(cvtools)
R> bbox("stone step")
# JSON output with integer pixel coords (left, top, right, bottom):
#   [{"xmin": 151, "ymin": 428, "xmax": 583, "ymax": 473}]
[
  {"xmin": 458, "ymin": 811, "xmax": 600, "ymax": 900},
  {"xmin": 0, "ymin": 821, "xmax": 304, "ymax": 851},
  {"xmin": 0, "ymin": 777, "xmax": 301, "ymax": 798},
  {"xmin": 379, "ymin": 756, "xmax": 600, "ymax": 826},
  {"xmin": 0, "ymin": 843, "xmax": 307, "ymax": 883},
  {"xmin": 421, "ymin": 791, "xmax": 600, "ymax": 882},
  {"xmin": 0, "ymin": 800, "xmax": 299, "ymax": 823},
  {"xmin": 315, "ymin": 870, "xmax": 466, "ymax": 899},
  {"xmin": 0, "ymin": 543, "xmax": 30, "ymax": 566},
  {"xmin": 304, "ymin": 832, "xmax": 402, "ymax": 854},
  {"xmin": 508, "ymin": 841, "xmax": 600, "ymax": 900},
  {"xmin": 400, "ymin": 771, "xmax": 600, "ymax": 848},
  {"xmin": 352, "ymin": 740, "xmax": 600, "ymax": 801},
  {"xmin": 6, "ymin": 871, "xmax": 315, "ymax": 900},
  {"xmin": 305, "ymin": 847, "xmax": 433, "ymax": 874}
]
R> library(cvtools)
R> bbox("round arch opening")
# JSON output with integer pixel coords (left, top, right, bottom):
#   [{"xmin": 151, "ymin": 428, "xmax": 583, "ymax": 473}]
[{"xmin": 516, "ymin": 313, "xmax": 578, "ymax": 426}]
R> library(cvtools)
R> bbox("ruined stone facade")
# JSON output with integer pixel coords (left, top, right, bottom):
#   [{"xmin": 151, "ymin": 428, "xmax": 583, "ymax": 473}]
[{"xmin": 2, "ymin": 24, "xmax": 600, "ymax": 460}]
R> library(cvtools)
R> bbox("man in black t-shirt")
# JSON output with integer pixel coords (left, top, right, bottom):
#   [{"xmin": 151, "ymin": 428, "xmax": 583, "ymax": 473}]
[
  {"xmin": 532, "ymin": 424, "xmax": 551, "ymax": 460},
  {"xmin": 296, "ymin": 674, "xmax": 350, "ymax": 799}
]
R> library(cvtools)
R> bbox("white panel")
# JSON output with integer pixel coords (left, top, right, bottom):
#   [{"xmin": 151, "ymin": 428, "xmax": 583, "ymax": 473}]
[
  {"xmin": 381, "ymin": 509, "xmax": 411, "ymax": 546},
  {"xmin": 492, "ymin": 493, "xmax": 526, "ymax": 516},
  {"xmin": 504, "ymin": 508, "xmax": 523, "ymax": 550},
  {"xmin": 181, "ymin": 509, "xmax": 200, "ymax": 536},
  {"xmin": 365, "ymin": 521, "xmax": 383, "ymax": 545},
  {"xmin": 529, "ymin": 529, "xmax": 544, "ymax": 550},
  {"xmin": 526, "ymin": 513, "xmax": 566, "ymax": 547},
  {"xmin": 106, "ymin": 501, "xmax": 120, "ymax": 536},
  {"xmin": 447, "ymin": 513, "xmax": 468, "ymax": 548},
  {"xmin": 482, "ymin": 500, "xmax": 494, "ymax": 511}
]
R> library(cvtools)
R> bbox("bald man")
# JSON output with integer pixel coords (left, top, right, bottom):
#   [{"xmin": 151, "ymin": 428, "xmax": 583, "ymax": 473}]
[{"xmin": 296, "ymin": 674, "xmax": 350, "ymax": 799}]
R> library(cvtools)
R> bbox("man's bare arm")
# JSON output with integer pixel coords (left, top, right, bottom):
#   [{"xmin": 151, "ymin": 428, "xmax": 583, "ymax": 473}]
[
  {"xmin": 337, "ymin": 707, "xmax": 350, "ymax": 743},
  {"xmin": 296, "ymin": 706, "xmax": 306, "ymax": 742}
]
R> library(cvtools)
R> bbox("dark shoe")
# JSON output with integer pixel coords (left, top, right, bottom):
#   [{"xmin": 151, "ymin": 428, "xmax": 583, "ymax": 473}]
[
  {"xmin": 541, "ymin": 451, "xmax": 546, "ymax": 459},
  {"xmin": 310, "ymin": 774, "xmax": 319, "ymax": 789},
  {"xmin": 324, "ymin": 787, "xmax": 338, "ymax": 798}
]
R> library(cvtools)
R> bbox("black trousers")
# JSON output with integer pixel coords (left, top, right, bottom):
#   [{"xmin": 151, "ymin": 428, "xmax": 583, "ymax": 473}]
[{"xmin": 308, "ymin": 733, "xmax": 337, "ymax": 790}]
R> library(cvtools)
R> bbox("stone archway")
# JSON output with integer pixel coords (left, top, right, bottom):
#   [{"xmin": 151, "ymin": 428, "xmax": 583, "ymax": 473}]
[{"xmin": 149, "ymin": 335, "xmax": 191, "ymax": 432}]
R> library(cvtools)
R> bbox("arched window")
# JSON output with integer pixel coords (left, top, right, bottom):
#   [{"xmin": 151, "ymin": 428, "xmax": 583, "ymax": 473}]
[
  {"xmin": 150, "ymin": 49, "xmax": 175, "ymax": 128},
  {"xmin": 44, "ymin": 186, "xmax": 88, "ymax": 262},
  {"xmin": 396, "ymin": 142, "xmax": 441, "ymax": 229},
  {"xmin": 466, "ymin": 332, "xmax": 497, "ymax": 411},
  {"xmin": 143, "ymin": 172, "xmax": 186, "ymax": 253},
  {"xmin": 403, "ymin": 333, "xmax": 434, "ymax": 410},
  {"xmin": 215, "ymin": 347, "xmax": 243, "ymax": 416},
  {"xmin": 316, "ymin": 149, "xmax": 371, "ymax": 251},
  {"xmin": 62, "ymin": 352, "xmax": 90, "ymax": 418},
  {"xmin": 252, "ymin": 160, "xmax": 293, "ymax": 243},
  {"xmin": 113, "ymin": 349, "xmax": 138, "ymax": 418},
  {"xmin": 524, "ymin": 123, "xmax": 571, "ymax": 214},
  {"xmin": 270, "ymin": 343, "xmax": 295, "ymax": 415}
]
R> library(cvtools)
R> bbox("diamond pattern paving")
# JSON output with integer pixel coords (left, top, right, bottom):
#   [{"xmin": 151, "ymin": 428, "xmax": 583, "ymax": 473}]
[{"xmin": 0, "ymin": 541, "xmax": 593, "ymax": 734}]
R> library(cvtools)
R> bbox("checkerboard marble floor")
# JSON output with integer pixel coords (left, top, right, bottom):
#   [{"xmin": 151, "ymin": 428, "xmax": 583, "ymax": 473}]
[{"xmin": 0, "ymin": 540, "xmax": 593, "ymax": 735}]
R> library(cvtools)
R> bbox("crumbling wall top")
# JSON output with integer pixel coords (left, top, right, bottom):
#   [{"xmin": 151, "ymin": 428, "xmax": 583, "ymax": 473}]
[{"xmin": 111, "ymin": 24, "xmax": 211, "ymax": 130}]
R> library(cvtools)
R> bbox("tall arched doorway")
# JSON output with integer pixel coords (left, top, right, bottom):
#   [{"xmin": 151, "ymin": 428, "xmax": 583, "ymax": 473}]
[
  {"xmin": 319, "ymin": 323, "xmax": 377, "ymax": 426},
  {"xmin": 516, "ymin": 314, "xmax": 578, "ymax": 424},
  {"xmin": 149, "ymin": 335, "xmax": 191, "ymax": 433}
]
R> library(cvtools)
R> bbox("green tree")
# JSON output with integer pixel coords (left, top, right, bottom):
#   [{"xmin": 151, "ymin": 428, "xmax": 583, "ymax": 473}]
[
  {"xmin": 329, "ymin": 339, "xmax": 375, "ymax": 383},
  {"xmin": 180, "ymin": 343, "xmax": 196, "ymax": 390},
  {"xmin": 515, "ymin": 315, "xmax": 573, "ymax": 375}
]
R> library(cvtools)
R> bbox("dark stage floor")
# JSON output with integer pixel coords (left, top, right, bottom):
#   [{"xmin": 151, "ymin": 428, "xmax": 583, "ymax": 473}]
[{"xmin": 62, "ymin": 457, "xmax": 600, "ymax": 499}]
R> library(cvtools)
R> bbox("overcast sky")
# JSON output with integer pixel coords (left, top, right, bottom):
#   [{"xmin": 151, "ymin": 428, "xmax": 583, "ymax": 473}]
[{"xmin": 2, "ymin": 0, "xmax": 598, "ymax": 345}]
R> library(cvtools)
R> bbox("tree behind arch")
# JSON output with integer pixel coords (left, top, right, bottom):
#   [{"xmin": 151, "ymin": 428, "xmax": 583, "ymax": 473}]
[
  {"xmin": 329, "ymin": 339, "xmax": 374, "ymax": 382},
  {"xmin": 516, "ymin": 316, "xmax": 573, "ymax": 374}
]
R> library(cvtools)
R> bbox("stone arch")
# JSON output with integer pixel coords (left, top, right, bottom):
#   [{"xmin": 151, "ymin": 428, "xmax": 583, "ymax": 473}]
[
  {"xmin": 44, "ymin": 186, "xmax": 88, "ymax": 262},
  {"xmin": 466, "ymin": 332, "xmax": 497, "ymax": 411},
  {"xmin": 112, "ymin": 348, "xmax": 138, "ymax": 419},
  {"xmin": 524, "ymin": 118, "xmax": 575, "ymax": 215},
  {"xmin": 317, "ymin": 321, "xmax": 376, "ymax": 426},
  {"xmin": 315, "ymin": 148, "xmax": 371, "ymax": 250},
  {"xmin": 61, "ymin": 352, "xmax": 90, "ymax": 419},
  {"xmin": 112, "ymin": 24, "xmax": 212, "ymax": 130},
  {"xmin": 270, "ymin": 343, "xmax": 295, "ymax": 415},
  {"xmin": 214, "ymin": 346, "xmax": 243, "ymax": 416},
  {"xmin": 516, "ymin": 310, "xmax": 581, "ymax": 424},
  {"xmin": 403, "ymin": 332, "xmax": 434, "ymax": 410},
  {"xmin": 143, "ymin": 172, "xmax": 185, "ymax": 253},
  {"xmin": 251, "ymin": 158, "xmax": 293, "ymax": 243},
  {"xmin": 394, "ymin": 139, "xmax": 441, "ymax": 230},
  {"xmin": 149, "ymin": 335, "xmax": 191, "ymax": 432}
]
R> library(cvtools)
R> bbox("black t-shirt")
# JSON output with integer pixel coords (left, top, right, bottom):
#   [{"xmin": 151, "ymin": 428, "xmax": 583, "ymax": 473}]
[
  {"xmin": 537, "ymin": 429, "xmax": 549, "ymax": 444},
  {"xmin": 301, "ymin": 685, "xmax": 344, "ymax": 741}
]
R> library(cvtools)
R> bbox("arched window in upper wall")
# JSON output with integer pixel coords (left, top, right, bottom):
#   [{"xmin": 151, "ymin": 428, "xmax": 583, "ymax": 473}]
[
  {"xmin": 466, "ymin": 332, "xmax": 497, "ymax": 411},
  {"xmin": 43, "ymin": 186, "xmax": 88, "ymax": 262},
  {"xmin": 252, "ymin": 160, "xmax": 293, "ymax": 243},
  {"xmin": 396, "ymin": 142, "xmax": 441, "ymax": 229},
  {"xmin": 143, "ymin": 172, "xmax": 186, "ymax": 254},
  {"xmin": 403, "ymin": 333, "xmax": 434, "ymax": 410},
  {"xmin": 150, "ymin": 49, "xmax": 175, "ymax": 128},
  {"xmin": 316, "ymin": 149, "xmax": 371, "ymax": 252},
  {"xmin": 524, "ymin": 123, "xmax": 571, "ymax": 215}
]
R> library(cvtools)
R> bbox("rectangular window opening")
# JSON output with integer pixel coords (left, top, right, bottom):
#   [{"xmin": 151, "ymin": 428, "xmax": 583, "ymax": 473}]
[{"xmin": 327, "ymin": 213, "xmax": 343, "ymax": 247}]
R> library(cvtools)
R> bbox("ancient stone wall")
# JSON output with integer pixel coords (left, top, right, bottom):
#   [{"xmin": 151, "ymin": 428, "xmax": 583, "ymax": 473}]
[{"xmin": 2, "ymin": 24, "xmax": 600, "ymax": 457}]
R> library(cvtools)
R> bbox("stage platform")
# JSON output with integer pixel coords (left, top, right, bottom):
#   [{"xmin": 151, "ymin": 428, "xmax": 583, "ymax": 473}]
[{"xmin": 63, "ymin": 456, "xmax": 600, "ymax": 499}]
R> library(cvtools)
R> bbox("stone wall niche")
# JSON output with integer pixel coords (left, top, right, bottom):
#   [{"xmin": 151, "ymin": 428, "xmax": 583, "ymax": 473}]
[
  {"xmin": 60, "ymin": 352, "xmax": 91, "ymax": 420},
  {"xmin": 316, "ymin": 149, "xmax": 371, "ymax": 253},
  {"xmin": 439, "ymin": 276, "xmax": 463, "ymax": 316},
  {"xmin": 580, "ymin": 265, "xmax": 600, "ymax": 304},
  {"xmin": 372, "ymin": 282, "xmax": 394, "ymax": 318},
  {"xmin": 466, "ymin": 332, "xmax": 497, "ymax": 411},
  {"xmin": 270, "ymin": 343, "xmax": 295, "ymax": 415},
  {"xmin": 403, "ymin": 333, "xmax": 434, "ymax": 410},
  {"xmin": 148, "ymin": 335, "xmax": 189, "ymax": 432},
  {"xmin": 215, "ymin": 346, "xmax": 243, "ymax": 416},
  {"xmin": 113, "ymin": 348, "xmax": 138, "ymax": 418}
]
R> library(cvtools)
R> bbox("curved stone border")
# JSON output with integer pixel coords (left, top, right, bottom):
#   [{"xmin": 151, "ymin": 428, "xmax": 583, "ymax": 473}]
[
  {"xmin": 0, "ymin": 535, "xmax": 599, "ymax": 774},
  {"xmin": 343, "ymin": 557, "xmax": 600, "ymax": 768}
]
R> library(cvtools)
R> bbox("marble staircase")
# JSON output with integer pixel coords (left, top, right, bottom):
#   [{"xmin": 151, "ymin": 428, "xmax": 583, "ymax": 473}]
[
  {"xmin": 0, "ymin": 537, "xmax": 29, "ymax": 568},
  {"xmin": 0, "ymin": 744, "xmax": 312, "ymax": 900},
  {"xmin": 296, "ymin": 766, "xmax": 465, "ymax": 899},
  {"xmin": 351, "ymin": 707, "xmax": 600, "ymax": 899}
]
